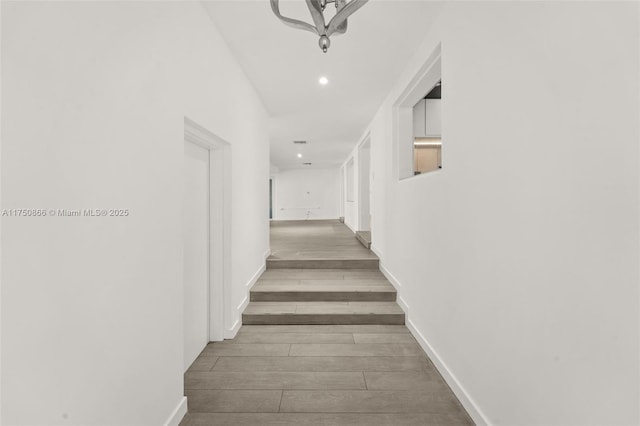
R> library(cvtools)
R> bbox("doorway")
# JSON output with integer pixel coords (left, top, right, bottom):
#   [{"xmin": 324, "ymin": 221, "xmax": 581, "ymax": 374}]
[
  {"xmin": 183, "ymin": 118, "xmax": 231, "ymax": 372},
  {"xmin": 358, "ymin": 137, "xmax": 371, "ymax": 232},
  {"xmin": 183, "ymin": 140, "xmax": 210, "ymax": 372},
  {"xmin": 269, "ymin": 178, "xmax": 273, "ymax": 220}
]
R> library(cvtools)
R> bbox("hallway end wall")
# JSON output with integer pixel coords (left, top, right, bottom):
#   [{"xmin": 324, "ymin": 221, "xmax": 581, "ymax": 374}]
[
  {"xmin": 272, "ymin": 168, "xmax": 341, "ymax": 221},
  {"xmin": 1, "ymin": 2, "xmax": 269, "ymax": 425},
  {"xmin": 361, "ymin": 2, "xmax": 640, "ymax": 425}
]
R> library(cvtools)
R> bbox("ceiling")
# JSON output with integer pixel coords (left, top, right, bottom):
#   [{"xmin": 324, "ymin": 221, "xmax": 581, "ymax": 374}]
[{"xmin": 202, "ymin": 0, "xmax": 444, "ymax": 170}]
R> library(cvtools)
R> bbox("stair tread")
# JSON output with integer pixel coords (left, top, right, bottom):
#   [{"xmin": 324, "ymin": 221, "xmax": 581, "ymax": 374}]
[
  {"xmin": 253, "ymin": 284, "xmax": 396, "ymax": 293},
  {"xmin": 267, "ymin": 258, "xmax": 379, "ymax": 270},
  {"xmin": 260, "ymin": 270, "xmax": 386, "ymax": 280},
  {"xmin": 244, "ymin": 302, "xmax": 404, "ymax": 315}
]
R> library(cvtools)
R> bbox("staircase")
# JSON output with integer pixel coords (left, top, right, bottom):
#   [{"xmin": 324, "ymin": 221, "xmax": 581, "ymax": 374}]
[{"xmin": 243, "ymin": 261, "xmax": 405, "ymax": 326}]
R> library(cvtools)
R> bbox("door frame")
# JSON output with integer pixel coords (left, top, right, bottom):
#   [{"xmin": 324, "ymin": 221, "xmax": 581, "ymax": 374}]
[
  {"xmin": 269, "ymin": 176, "xmax": 277, "ymax": 220},
  {"xmin": 357, "ymin": 134, "xmax": 371, "ymax": 232},
  {"xmin": 184, "ymin": 117, "xmax": 231, "ymax": 342}
]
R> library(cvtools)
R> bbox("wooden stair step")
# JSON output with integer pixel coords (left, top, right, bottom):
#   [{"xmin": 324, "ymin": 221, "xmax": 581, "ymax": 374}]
[
  {"xmin": 266, "ymin": 258, "xmax": 379, "ymax": 270},
  {"xmin": 242, "ymin": 302, "xmax": 405, "ymax": 326},
  {"xmin": 260, "ymin": 270, "xmax": 386, "ymax": 280},
  {"xmin": 251, "ymin": 282, "xmax": 396, "ymax": 302}
]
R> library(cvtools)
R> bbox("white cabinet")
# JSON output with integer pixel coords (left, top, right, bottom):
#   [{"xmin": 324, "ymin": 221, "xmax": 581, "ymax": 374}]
[{"xmin": 412, "ymin": 99, "xmax": 441, "ymax": 137}]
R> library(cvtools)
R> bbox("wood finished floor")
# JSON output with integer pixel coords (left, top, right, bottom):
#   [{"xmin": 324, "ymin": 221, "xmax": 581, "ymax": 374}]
[
  {"xmin": 268, "ymin": 220, "xmax": 378, "ymax": 261},
  {"xmin": 180, "ymin": 325, "xmax": 473, "ymax": 426},
  {"xmin": 180, "ymin": 221, "xmax": 473, "ymax": 425}
]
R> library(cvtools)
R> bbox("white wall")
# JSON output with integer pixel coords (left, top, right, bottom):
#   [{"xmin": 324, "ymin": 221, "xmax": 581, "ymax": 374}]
[
  {"xmin": 351, "ymin": 2, "xmax": 640, "ymax": 425},
  {"xmin": 1, "ymin": 2, "xmax": 269, "ymax": 425},
  {"xmin": 273, "ymin": 168, "xmax": 340, "ymax": 221}
]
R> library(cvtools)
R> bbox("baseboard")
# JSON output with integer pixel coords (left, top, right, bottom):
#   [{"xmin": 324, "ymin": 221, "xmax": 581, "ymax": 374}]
[
  {"xmin": 378, "ymin": 261, "xmax": 402, "ymax": 289},
  {"xmin": 226, "ymin": 259, "xmax": 267, "ymax": 339},
  {"xmin": 370, "ymin": 244, "xmax": 382, "ymax": 259},
  {"xmin": 164, "ymin": 396, "xmax": 187, "ymax": 426},
  {"xmin": 380, "ymin": 263, "xmax": 408, "ymax": 313},
  {"xmin": 264, "ymin": 248, "xmax": 271, "ymax": 259},
  {"xmin": 225, "ymin": 319, "xmax": 241, "ymax": 339},
  {"xmin": 344, "ymin": 221, "xmax": 356, "ymax": 233},
  {"xmin": 406, "ymin": 318, "xmax": 490, "ymax": 425},
  {"xmin": 396, "ymin": 295, "xmax": 409, "ymax": 314},
  {"xmin": 379, "ymin": 261, "xmax": 490, "ymax": 426}
]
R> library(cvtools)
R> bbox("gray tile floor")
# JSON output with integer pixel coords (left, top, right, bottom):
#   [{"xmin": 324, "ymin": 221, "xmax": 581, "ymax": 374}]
[{"xmin": 180, "ymin": 325, "xmax": 473, "ymax": 426}]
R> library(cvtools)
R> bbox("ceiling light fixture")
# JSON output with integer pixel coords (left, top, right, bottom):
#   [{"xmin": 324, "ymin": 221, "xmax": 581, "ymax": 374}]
[
  {"xmin": 297, "ymin": 153, "xmax": 303, "ymax": 158},
  {"xmin": 270, "ymin": 0, "xmax": 369, "ymax": 53},
  {"xmin": 319, "ymin": 76, "xmax": 329, "ymax": 85}
]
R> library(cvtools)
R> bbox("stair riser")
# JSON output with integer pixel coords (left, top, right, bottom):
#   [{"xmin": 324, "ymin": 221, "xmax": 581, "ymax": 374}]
[
  {"xmin": 251, "ymin": 292, "xmax": 396, "ymax": 302},
  {"xmin": 267, "ymin": 259, "xmax": 379, "ymax": 270},
  {"xmin": 242, "ymin": 314, "xmax": 405, "ymax": 326}
]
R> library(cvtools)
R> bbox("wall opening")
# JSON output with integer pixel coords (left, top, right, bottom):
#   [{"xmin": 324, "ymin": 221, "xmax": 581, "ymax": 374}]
[
  {"xmin": 345, "ymin": 158, "xmax": 356, "ymax": 230},
  {"xmin": 269, "ymin": 178, "xmax": 273, "ymax": 219},
  {"xmin": 394, "ymin": 44, "xmax": 442, "ymax": 180},
  {"xmin": 358, "ymin": 137, "xmax": 371, "ymax": 232},
  {"xmin": 346, "ymin": 158, "xmax": 355, "ymax": 202},
  {"xmin": 412, "ymin": 81, "xmax": 442, "ymax": 175}
]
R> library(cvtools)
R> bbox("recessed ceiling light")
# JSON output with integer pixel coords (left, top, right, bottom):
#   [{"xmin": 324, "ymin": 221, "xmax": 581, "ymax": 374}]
[
  {"xmin": 319, "ymin": 76, "xmax": 329, "ymax": 86},
  {"xmin": 297, "ymin": 153, "xmax": 302, "ymax": 158}
]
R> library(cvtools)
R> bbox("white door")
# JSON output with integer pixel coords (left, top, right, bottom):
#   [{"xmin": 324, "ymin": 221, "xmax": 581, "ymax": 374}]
[{"xmin": 183, "ymin": 140, "xmax": 210, "ymax": 372}]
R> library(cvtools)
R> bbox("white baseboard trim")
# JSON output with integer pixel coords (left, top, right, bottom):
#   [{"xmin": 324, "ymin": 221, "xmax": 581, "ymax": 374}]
[
  {"xmin": 344, "ymin": 221, "xmax": 356, "ymax": 233},
  {"xmin": 379, "ymin": 260, "xmax": 490, "ymax": 426},
  {"xmin": 264, "ymin": 248, "xmax": 271, "ymax": 259},
  {"xmin": 245, "ymin": 261, "xmax": 266, "ymax": 292},
  {"xmin": 379, "ymin": 262, "xmax": 408, "ymax": 313},
  {"xmin": 238, "ymin": 260, "xmax": 267, "ymax": 311},
  {"xmin": 406, "ymin": 318, "xmax": 490, "ymax": 425},
  {"xmin": 164, "ymin": 396, "xmax": 187, "ymax": 426},
  {"xmin": 225, "ymin": 259, "xmax": 267, "ymax": 340},
  {"xmin": 370, "ymin": 244, "xmax": 382, "ymax": 259},
  {"xmin": 225, "ymin": 319, "xmax": 241, "ymax": 339},
  {"xmin": 396, "ymin": 295, "xmax": 409, "ymax": 314},
  {"xmin": 379, "ymin": 261, "xmax": 402, "ymax": 289}
]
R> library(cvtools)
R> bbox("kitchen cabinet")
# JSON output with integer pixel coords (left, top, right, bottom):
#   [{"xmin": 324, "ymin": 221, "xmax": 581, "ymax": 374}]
[{"xmin": 413, "ymin": 99, "xmax": 441, "ymax": 137}]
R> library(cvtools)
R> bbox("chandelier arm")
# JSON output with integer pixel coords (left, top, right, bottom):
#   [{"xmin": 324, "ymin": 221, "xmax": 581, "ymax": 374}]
[
  {"xmin": 305, "ymin": 0, "xmax": 328, "ymax": 35},
  {"xmin": 325, "ymin": 0, "xmax": 369, "ymax": 36},
  {"xmin": 270, "ymin": 0, "xmax": 319, "ymax": 35},
  {"xmin": 332, "ymin": 0, "xmax": 348, "ymax": 34}
]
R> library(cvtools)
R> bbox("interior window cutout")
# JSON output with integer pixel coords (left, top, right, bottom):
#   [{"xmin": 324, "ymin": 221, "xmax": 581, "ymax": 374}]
[
  {"xmin": 412, "ymin": 80, "xmax": 441, "ymax": 175},
  {"xmin": 393, "ymin": 44, "xmax": 441, "ymax": 180}
]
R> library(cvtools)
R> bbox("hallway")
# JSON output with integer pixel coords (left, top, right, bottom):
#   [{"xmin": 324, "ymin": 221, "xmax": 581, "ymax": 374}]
[
  {"xmin": 180, "ymin": 221, "xmax": 473, "ymax": 425},
  {"xmin": 3, "ymin": 2, "xmax": 638, "ymax": 425}
]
